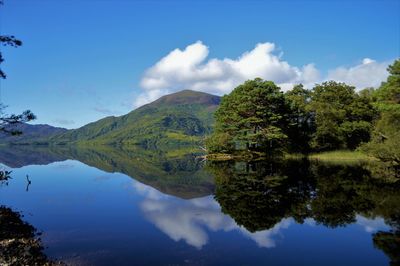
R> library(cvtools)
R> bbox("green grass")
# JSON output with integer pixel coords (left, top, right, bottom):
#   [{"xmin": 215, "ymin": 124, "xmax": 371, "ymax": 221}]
[
  {"xmin": 208, "ymin": 150, "xmax": 376, "ymax": 163},
  {"xmin": 307, "ymin": 150, "xmax": 375, "ymax": 162},
  {"xmin": 206, "ymin": 151, "xmax": 268, "ymax": 161}
]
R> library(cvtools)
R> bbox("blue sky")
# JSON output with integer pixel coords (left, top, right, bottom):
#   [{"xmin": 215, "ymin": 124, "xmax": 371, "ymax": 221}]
[{"xmin": 1, "ymin": 0, "xmax": 399, "ymax": 128}]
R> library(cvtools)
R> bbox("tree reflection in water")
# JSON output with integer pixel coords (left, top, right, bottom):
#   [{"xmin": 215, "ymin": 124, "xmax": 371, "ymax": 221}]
[{"xmin": 208, "ymin": 159, "xmax": 400, "ymax": 264}]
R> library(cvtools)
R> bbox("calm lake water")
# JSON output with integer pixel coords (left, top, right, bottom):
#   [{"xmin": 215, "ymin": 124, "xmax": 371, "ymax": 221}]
[{"xmin": 0, "ymin": 146, "xmax": 398, "ymax": 266}]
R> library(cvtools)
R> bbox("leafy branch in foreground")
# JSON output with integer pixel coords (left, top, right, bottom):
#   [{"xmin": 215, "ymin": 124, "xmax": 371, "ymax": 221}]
[
  {"xmin": 0, "ymin": 35, "xmax": 22, "ymax": 79},
  {"xmin": 0, "ymin": 9, "xmax": 36, "ymax": 134},
  {"xmin": 0, "ymin": 105, "xmax": 36, "ymax": 135}
]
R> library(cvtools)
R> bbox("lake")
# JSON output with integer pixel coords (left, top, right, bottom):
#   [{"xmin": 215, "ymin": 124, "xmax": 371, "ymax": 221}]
[{"xmin": 0, "ymin": 145, "xmax": 398, "ymax": 265}]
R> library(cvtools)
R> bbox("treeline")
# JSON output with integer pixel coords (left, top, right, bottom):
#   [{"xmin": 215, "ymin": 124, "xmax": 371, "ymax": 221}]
[{"xmin": 206, "ymin": 59, "xmax": 399, "ymax": 164}]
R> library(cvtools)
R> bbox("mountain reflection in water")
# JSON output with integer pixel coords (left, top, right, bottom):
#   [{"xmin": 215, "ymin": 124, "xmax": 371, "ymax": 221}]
[{"xmin": 0, "ymin": 145, "xmax": 398, "ymax": 265}]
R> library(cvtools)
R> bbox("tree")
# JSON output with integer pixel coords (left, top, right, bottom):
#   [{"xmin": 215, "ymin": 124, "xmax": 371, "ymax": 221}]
[
  {"xmin": 205, "ymin": 132, "xmax": 235, "ymax": 153},
  {"xmin": 1, "ymin": 0, "xmax": 23, "ymax": 79},
  {"xmin": 285, "ymin": 84, "xmax": 315, "ymax": 153},
  {"xmin": 0, "ymin": 104, "xmax": 35, "ymax": 135},
  {"xmin": 375, "ymin": 59, "xmax": 400, "ymax": 106},
  {"xmin": 0, "ymin": 35, "xmax": 22, "ymax": 79},
  {"xmin": 208, "ymin": 78, "xmax": 289, "ymax": 153},
  {"xmin": 0, "ymin": 1, "xmax": 36, "ymax": 133},
  {"xmin": 309, "ymin": 81, "xmax": 376, "ymax": 151},
  {"xmin": 362, "ymin": 59, "xmax": 400, "ymax": 165}
]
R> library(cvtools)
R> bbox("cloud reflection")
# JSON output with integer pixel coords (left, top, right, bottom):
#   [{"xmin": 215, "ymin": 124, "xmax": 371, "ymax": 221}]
[
  {"xmin": 133, "ymin": 182, "xmax": 291, "ymax": 249},
  {"xmin": 356, "ymin": 215, "xmax": 390, "ymax": 233}
]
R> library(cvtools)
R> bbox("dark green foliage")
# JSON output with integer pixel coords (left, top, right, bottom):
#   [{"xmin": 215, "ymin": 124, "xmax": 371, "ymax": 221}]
[
  {"xmin": 362, "ymin": 59, "xmax": 400, "ymax": 165},
  {"xmin": 285, "ymin": 84, "xmax": 314, "ymax": 152},
  {"xmin": 361, "ymin": 111, "xmax": 400, "ymax": 164},
  {"xmin": 309, "ymin": 81, "xmax": 376, "ymax": 151},
  {"xmin": 208, "ymin": 78, "xmax": 379, "ymax": 155},
  {"xmin": 162, "ymin": 114, "xmax": 205, "ymax": 135},
  {"xmin": 209, "ymin": 78, "xmax": 289, "ymax": 153},
  {"xmin": 375, "ymin": 59, "xmax": 400, "ymax": 106},
  {"xmin": 205, "ymin": 132, "xmax": 235, "ymax": 153}
]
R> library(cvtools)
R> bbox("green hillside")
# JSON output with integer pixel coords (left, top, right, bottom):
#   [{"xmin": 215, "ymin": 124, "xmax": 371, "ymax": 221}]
[{"xmin": 51, "ymin": 90, "xmax": 220, "ymax": 147}]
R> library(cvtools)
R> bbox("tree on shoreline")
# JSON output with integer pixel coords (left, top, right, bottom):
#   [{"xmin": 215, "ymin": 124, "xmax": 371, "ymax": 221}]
[
  {"xmin": 206, "ymin": 74, "xmax": 386, "ymax": 155},
  {"xmin": 285, "ymin": 84, "xmax": 314, "ymax": 153},
  {"xmin": 206, "ymin": 78, "xmax": 289, "ymax": 153},
  {"xmin": 362, "ymin": 59, "xmax": 400, "ymax": 165},
  {"xmin": 309, "ymin": 81, "xmax": 376, "ymax": 151}
]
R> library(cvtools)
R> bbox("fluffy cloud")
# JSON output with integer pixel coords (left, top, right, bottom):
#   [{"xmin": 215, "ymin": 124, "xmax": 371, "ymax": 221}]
[
  {"xmin": 327, "ymin": 58, "xmax": 390, "ymax": 89},
  {"xmin": 134, "ymin": 41, "xmax": 390, "ymax": 107},
  {"xmin": 135, "ymin": 41, "xmax": 320, "ymax": 107}
]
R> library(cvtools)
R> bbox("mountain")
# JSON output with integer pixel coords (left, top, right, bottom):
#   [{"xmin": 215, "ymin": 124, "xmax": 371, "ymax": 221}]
[
  {"xmin": 50, "ymin": 90, "xmax": 221, "ymax": 147},
  {"xmin": 0, "ymin": 123, "xmax": 67, "ymax": 145}
]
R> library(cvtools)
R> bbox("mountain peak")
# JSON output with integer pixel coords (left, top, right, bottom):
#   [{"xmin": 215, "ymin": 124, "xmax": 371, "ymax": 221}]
[{"xmin": 151, "ymin": 90, "xmax": 221, "ymax": 106}]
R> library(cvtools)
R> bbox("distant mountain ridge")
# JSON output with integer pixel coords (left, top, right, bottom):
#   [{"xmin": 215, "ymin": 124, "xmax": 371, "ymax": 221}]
[
  {"xmin": 1, "ymin": 90, "xmax": 221, "ymax": 146},
  {"xmin": 0, "ymin": 123, "xmax": 67, "ymax": 144}
]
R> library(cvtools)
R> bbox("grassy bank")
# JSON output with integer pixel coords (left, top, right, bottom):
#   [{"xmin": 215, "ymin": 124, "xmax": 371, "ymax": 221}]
[
  {"xmin": 206, "ymin": 151, "xmax": 267, "ymax": 161},
  {"xmin": 285, "ymin": 150, "xmax": 376, "ymax": 163},
  {"xmin": 308, "ymin": 150, "xmax": 375, "ymax": 162},
  {"xmin": 208, "ymin": 150, "xmax": 376, "ymax": 163}
]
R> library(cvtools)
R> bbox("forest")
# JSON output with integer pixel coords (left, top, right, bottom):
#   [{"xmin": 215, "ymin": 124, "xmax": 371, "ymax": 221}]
[{"xmin": 206, "ymin": 59, "xmax": 400, "ymax": 166}]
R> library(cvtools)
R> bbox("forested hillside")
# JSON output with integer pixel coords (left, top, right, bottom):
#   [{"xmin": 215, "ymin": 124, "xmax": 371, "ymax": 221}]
[{"xmin": 50, "ymin": 90, "xmax": 220, "ymax": 147}]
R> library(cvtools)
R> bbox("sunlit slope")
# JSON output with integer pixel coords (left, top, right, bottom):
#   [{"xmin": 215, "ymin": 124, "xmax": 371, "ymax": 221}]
[{"xmin": 51, "ymin": 90, "xmax": 220, "ymax": 146}]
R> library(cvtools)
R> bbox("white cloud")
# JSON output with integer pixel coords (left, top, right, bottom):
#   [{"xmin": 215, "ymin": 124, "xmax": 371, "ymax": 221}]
[
  {"xmin": 135, "ymin": 41, "xmax": 321, "ymax": 107},
  {"xmin": 327, "ymin": 58, "xmax": 390, "ymax": 89},
  {"xmin": 134, "ymin": 41, "xmax": 390, "ymax": 107}
]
